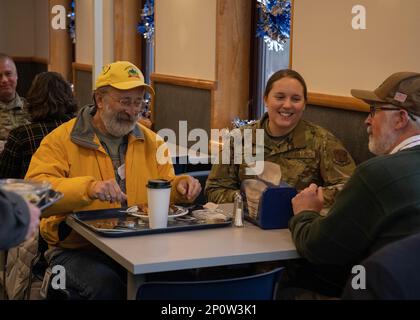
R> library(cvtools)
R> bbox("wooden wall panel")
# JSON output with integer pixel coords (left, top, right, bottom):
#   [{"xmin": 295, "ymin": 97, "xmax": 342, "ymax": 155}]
[
  {"xmin": 303, "ymin": 104, "xmax": 372, "ymax": 165},
  {"xmin": 213, "ymin": 0, "xmax": 251, "ymax": 130},
  {"xmin": 114, "ymin": 0, "xmax": 142, "ymax": 67},
  {"xmin": 72, "ymin": 62, "xmax": 93, "ymax": 108},
  {"xmin": 153, "ymin": 82, "xmax": 211, "ymax": 148},
  {"xmin": 48, "ymin": 0, "xmax": 72, "ymax": 80}
]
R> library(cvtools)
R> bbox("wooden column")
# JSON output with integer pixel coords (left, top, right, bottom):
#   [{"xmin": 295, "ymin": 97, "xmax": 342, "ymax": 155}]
[
  {"xmin": 48, "ymin": 0, "xmax": 73, "ymax": 80},
  {"xmin": 114, "ymin": 0, "xmax": 142, "ymax": 67},
  {"xmin": 212, "ymin": 0, "xmax": 252, "ymax": 129}
]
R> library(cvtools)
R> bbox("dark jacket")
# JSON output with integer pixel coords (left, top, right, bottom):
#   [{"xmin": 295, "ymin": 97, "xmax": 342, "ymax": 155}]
[
  {"xmin": 0, "ymin": 115, "xmax": 73, "ymax": 179},
  {"xmin": 342, "ymin": 232, "xmax": 420, "ymax": 299},
  {"xmin": 0, "ymin": 190, "xmax": 30, "ymax": 250},
  {"xmin": 290, "ymin": 145, "xmax": 420, "ymax": 266}
]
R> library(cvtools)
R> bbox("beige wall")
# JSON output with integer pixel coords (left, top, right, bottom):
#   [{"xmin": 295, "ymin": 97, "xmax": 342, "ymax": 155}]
[
  {"xmin": 75, "ymin": 0, "xmax": 114, "ymax": 66},
  {"xmin": 0, "ymin": 0, "xmax": 35, "ymax": 56},
  {"xmin": 293, "ymin": 0, "xmax": 420, "ymax": 97},
  {"xmin": 0, "ymin": 0, "xmax": 48, "ymax": 59},
  {"xmin": 103, "ymin": 0, "xmax": 114, "ymax": 65},
  {"xmin": 34, "ymin": 0, "xmax": 49, "ymax": 60},
  {"xmin": 155, "ymin": 0, "xmax": 217, "ymax": 80}
]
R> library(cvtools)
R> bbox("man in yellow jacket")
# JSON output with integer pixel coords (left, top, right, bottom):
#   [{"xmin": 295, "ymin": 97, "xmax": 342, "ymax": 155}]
[{"xmin": 25, "ymin": 61, "xmax": 201, "ymax": 299}]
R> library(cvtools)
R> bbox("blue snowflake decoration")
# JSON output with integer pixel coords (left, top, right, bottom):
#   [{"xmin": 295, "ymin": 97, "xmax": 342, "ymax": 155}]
[
  {"xmin": 137, "ymin": 0, "xmax": 154, "ymax": 43},
  {"xmin": 256, "ymin": 0, "xmax": 291, "ymax": 51},
  {"xmin": 67, "ymin": 0, "xmax": 76, "ymax": 44},
  {"xmin": 232, "ymin": 117, "xmax": 257, "ymax": 128}
]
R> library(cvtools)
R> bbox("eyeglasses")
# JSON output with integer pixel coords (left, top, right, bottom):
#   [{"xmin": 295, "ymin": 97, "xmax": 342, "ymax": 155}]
[
  {"xmin": 108, "ymin": 95, "xmax": 148, "ymax": 109},
  {"xmin": 369, "ymin": 104, "xmax": 417, "ymax": 121},
  {"xmin": 369, "ymin": 105, "xmax": 400, "ymax": 118}
]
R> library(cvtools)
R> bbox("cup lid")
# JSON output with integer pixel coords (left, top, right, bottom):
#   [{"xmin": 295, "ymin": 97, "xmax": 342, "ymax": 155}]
[{"xmin": 146, "ymin": 179, "xmax": 171, "ymax": 189}]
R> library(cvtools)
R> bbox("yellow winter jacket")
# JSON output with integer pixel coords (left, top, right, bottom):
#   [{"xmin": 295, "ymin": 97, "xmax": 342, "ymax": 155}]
[{"xmin": 25, "ymin": 105, "xmax": 187, "ymax": 249}]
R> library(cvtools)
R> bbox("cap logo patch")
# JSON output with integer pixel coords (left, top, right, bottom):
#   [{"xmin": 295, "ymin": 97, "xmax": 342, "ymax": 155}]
[
  {"xmin": 394, "ymin": 92, "xmax": 407, "ymax": 103},
  {"xmin": 102, "ymin": 64, "xmax": 111, "ymax": 75},
  {"xmin": 126, "ymin": 67, "xmax": 140, "ymax": 79}
]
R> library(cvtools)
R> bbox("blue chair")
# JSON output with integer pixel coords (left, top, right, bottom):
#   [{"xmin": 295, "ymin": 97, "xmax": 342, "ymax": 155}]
[
  {"xmin": 136, "ymin": 267, "xmax": 284, "ymax": 300},
  {"xmin": 342, "ymin": 232, "xmax": 420, "ymax": 299}
]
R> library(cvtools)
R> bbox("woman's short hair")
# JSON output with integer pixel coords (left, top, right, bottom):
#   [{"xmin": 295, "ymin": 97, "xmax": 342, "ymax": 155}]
[
  {"xmin": 26, "ymin": 72, "xmax": 78, "ymax": 122},
  {"xmin": 264, "ymin": 69, "xmax": 308, "ymax": 101}
]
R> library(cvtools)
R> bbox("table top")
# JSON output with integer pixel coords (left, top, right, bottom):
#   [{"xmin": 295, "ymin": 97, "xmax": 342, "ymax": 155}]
[{"xmin": 67, "ymin": 213, "xmax": 299, "ymax": 275}]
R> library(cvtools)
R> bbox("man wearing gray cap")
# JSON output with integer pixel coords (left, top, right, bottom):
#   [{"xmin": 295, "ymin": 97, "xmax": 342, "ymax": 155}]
[{"xmin": 287, "ymin": 72, "xmax": 420, "ymax": 297}]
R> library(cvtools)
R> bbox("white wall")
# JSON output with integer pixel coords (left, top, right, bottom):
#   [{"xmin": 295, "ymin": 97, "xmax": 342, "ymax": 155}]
[
  {"xmin": 155, "ymin": 0, "xmax": 217, "ymax": 80},
  {"xmin": 292, "ymin": 0, "xmax": 420, "ymax": 96}
]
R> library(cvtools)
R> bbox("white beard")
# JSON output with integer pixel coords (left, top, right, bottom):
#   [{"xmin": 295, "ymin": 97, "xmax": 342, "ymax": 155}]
[
  {"xmin": 100, "ymin": 104, "xmax": 138, "ymax": 137},
  {"xmin": 367, "ymin": 124, "xmax": 398, "ymax": 155}
]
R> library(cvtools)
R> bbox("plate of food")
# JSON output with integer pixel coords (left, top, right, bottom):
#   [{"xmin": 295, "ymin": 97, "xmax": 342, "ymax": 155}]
[
  {"xmin": 123, "ymin": 204, "xmax": 189, "ymax": 220},
  {"xmin": 0, "ymin": 179, "xmax": 51, "ymax": 206}
]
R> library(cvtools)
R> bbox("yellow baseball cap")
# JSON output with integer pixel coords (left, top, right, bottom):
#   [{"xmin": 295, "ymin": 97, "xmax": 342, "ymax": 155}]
[{"xmin": 94, "ymin": 61, "xmax": 155, "ymax": 94}]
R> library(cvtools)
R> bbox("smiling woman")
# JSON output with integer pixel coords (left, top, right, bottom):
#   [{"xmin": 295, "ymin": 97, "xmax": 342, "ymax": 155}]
[
  {"xmin": 264, "ymin": 69, "xmax": 307, "ymax": 137},
  {"xmin": 205, "ymin": 68, "xmax": 357, "ymax": 208}
]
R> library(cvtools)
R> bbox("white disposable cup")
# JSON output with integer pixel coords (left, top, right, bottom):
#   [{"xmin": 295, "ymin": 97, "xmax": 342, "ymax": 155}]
[{"xmin": 147, "ymin": 179, "xmax": 171, "ymax": 229}]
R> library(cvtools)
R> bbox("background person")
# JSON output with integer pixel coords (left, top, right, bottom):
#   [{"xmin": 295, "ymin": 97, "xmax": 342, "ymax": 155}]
[
  {"xmin": 25, "ymin": 61, "xmax": 201, "ymax": 299},
  {"xmin": 206, "ymin": 69, "xmax": 356, "ymax": 207},
  {"xmin": 289, "ymin": 72, "xmax": 420, "ymax": 297},
  {"xmin": 0, "ymin": 71, "xmax": 77, "ymax": 178},
  {"xmin": 0, "ymin": 53, "xmax": 30, "ymax": 153}
]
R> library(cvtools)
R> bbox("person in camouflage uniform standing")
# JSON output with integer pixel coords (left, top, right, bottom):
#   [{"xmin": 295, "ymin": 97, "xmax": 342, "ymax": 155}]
[
  {"xmin": 0, "ymin": 53, "xmax": 30, "ymax": 152},
  {"xmin": 205, "ymin": 69, "xmax": 356, "ymax": 208}
]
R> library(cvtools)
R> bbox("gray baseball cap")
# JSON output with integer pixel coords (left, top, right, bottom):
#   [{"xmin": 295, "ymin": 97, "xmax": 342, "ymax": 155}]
[{"xmin": 351, "ymin": 72, "xmax": 420, "ymax": 116}]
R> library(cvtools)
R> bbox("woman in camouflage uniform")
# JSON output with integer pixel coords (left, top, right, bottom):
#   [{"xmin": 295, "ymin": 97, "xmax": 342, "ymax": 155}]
[{"xmin": 205, "ymin": 69, "xmax": 356, "ymax": 207}]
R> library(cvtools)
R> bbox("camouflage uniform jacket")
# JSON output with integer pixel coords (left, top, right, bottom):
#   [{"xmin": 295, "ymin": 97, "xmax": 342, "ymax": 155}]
[
  {"xmin": 205, "ymin": 113, "xmax": 356, "ymax": 206},
  {"xmin": 0, "ymin": 94, "xmax": 30, "ymax": 152}
]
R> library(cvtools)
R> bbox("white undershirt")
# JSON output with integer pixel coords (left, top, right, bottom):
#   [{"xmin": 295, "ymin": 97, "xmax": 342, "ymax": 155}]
[{"xmin": 390, "ymin": 134, "xmax": 420, "ymax": 154}]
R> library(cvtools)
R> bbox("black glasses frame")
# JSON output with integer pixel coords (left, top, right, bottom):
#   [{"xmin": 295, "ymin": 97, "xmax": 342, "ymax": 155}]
[{"xmin": 369, "ymin": 105, "xmax": 417, "ymax": 121}]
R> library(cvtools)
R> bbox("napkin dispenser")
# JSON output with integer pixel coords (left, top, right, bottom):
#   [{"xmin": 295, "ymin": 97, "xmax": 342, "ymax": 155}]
[{"xmin": 243, "ymin": 185, "xmax": 297, "ymax": 229}]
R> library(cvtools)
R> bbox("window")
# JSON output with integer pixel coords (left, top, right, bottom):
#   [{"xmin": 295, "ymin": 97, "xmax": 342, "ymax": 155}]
[{"xmin": 249, "ymin": 0, "xmax": 292, "ymax": 119}]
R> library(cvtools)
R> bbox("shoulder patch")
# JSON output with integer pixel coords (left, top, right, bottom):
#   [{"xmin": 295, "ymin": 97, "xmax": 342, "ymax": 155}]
[{"xmin": 333, "ymin": 149, "xmax": 351, "ymax": 166}]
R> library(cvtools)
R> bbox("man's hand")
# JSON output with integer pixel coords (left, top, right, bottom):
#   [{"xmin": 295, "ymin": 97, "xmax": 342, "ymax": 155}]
[
  {"xmin": 88, "ymin": 179, "xmax": 127, "ymax": 203},
  {"xmin": 292, "ymin": 183, "xmax": 324, "ymax": 215},
  {"xmin": 25, "ymin": 202, "xmax": 41, "ymax": 241},
  {"xmin": 176, "ymin": 176, "xmax": 202, "ymax": 201}
]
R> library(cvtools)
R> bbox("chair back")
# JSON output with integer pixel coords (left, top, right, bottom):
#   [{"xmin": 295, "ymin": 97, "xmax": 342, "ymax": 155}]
[{"xmin": 136, "ymin": 267, "xmax": 284, "ymax": 300}]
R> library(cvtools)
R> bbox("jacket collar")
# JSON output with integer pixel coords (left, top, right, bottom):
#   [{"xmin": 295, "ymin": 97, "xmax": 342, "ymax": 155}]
[
  {"xmin": 0, "ymin": 93, "xmax": 24, "ymax": 111},
  {"xmin": 70, "ymin": 104, "xmax": 144, "ymax": 150}
]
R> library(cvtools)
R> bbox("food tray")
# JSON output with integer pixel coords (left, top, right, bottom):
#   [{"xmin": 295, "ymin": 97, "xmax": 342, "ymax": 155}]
[{"xmin": 70, "ymin": 207, "xmax": 232, "ymax": 238}]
